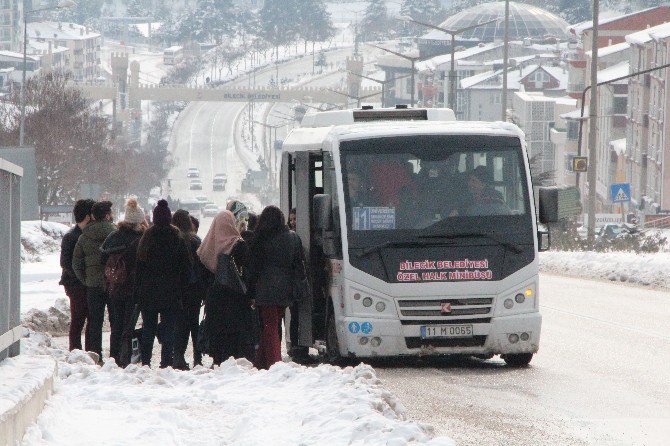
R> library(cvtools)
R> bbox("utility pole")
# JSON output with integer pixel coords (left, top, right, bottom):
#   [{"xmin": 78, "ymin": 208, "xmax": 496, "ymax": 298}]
[
  {"xmin": 501, "ymin": 0, "xmax": 510, "ymax": 121},
  {"xmin": 586, "ymin": 0, "xmax": 600, "ymax": 245}
]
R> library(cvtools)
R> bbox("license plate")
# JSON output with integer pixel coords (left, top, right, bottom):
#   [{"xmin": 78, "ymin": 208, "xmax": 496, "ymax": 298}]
[{"xmin": 420, "ymin": 324, "xmax": 473, "ymax": 338}]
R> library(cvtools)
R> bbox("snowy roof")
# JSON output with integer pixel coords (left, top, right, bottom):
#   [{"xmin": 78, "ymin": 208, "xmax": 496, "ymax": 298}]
[
  {"xmin": 626, "ymin": 22, "xmax": 670, "ymax": 46},
  {"xmin": 27, "ymin": 21, "xmax": 101, "ymax": 41},
  {"xmin": 0, "ymin": 50, "xmax": 40, "ymax": 62},
  {"xmin": 610, "ymin": 138, "xmax": 626, "ymax": 155},
  {"xmin": 585, "ymin": 41, "xmax": 629, "ymax": 58},
  {"xmin": 569, "ymin": 7, "xmax": 660, "ymax": 35},
  {"xmin": 28, "ymin": 41, "xmax": 69, "ymax": 55},
  {"xmin": 416, "ymin": 42, "xmax": 503, "ymax": 71},
  {"xmin": 597, "ymin": 61, "xmax": 629, "ymax": 84},
  {"xmin": 461, "ymin": 64, "xmax": 568, "ymax": 90}
]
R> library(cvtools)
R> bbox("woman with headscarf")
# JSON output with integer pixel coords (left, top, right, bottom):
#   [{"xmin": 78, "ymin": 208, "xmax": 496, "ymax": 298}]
[
  {"xmin": 248, "ymin": 206, "xmax": 306, "ymax": 370},
  {"xmin": 134, "ymin": 200, "xmax": 191, "ymax": 368},
  {"xmin": 197, "ymin": 210, "xmax": 253, "ymax": 365}
]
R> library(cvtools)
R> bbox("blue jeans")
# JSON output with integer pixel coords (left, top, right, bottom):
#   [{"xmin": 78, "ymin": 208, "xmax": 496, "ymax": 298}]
[{"xmin": 141, "ymin": 308, "xmax": 177, "ymax": 368}]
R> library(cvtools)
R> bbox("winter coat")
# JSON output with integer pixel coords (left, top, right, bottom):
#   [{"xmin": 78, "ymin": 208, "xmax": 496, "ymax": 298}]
[
  {"xmin": 203, "ymin": 239, "xmax": 252, "ymax": 335},
  {"xmin": 60, "ymin": 225, "xmax": 83, "ymax": 287},
  {"xmin": 72, "ymin": 220, "xmax": 116, "ymax": 288},
  {"xmin": 184, "ymin": 233, "xmax": 206, "ymax": 307},
  {"xmin": 100, "ymin": 224, "xmax": 144, "ymax": 298},
  {"xmin": 134, "ymin": 225, "xmax": 191, "ymax": 311},
  {"xmin": 249, "ymin": 228, "xmax": 304, "ymax": 307}
]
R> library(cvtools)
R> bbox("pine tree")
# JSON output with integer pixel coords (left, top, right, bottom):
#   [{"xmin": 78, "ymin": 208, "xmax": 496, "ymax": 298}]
[
  {"xmin": 259, "ymin": 0, "xmax": 301, "ymax": 48},
  {"xmin": 299, "ymin": 0, "xmax": 334, "ymax": 44},
  {"xmin": 399, "ymin": 0, "xmax": 445, "ymax": 36},
  {"xmin": 360, "ymin": 0, "xmax": 389, "ymax": 42}
]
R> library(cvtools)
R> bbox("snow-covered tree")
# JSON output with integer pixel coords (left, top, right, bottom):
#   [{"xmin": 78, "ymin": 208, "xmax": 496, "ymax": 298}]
[
  {"xmin": 399, "ymin": 0, "xmax": 445, "ymax": 36},
  {"xmin": 360, "ymin": 0, "xmax": 390, "ymax": 42},
  {"xmin": 298, "ymin": 0, "xmax": 335, "ymax": 45},
  {"xmin": 259, "ymin": 0, "xmax": 301, "ymax": 56}
]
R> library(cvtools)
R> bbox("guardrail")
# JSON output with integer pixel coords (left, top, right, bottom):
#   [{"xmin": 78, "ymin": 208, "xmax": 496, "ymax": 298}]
[{"xmin": 0, "ymin": 157, "xmax": 23, "ymax": 361}]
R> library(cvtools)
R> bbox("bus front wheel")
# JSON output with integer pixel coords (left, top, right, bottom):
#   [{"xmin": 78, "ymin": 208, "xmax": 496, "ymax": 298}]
[
  {"xmin": 326, "ymin": 310, "xmax": 343, "ymax": 365},
  {"xmin": 501, "ymin": 353, "xmax": 533, "ymax": 367}
]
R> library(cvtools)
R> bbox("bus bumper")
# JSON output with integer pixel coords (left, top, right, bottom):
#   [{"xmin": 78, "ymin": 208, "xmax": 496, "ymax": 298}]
[{"xmin": 338, "ymin": 312, "xmax": 541, "ymax": 358}]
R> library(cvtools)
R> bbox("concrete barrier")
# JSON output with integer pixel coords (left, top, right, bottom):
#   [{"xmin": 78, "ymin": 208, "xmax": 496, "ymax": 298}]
[{"xmin": 0, "ymin": 355, "xmax": 57, "ymax": 446}]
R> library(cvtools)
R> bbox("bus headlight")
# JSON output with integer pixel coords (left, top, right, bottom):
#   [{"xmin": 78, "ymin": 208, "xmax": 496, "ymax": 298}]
[
  {"xmin": 362, "ymin": 297, "xmax": 373, "ymax": 307},
  {"xmin": 375, "ymin": 302, "xmax": 386, "ymax": 312},
  {"xmin": 515, "ymin": 293, "xmax": 525, "ymax": 304},
  {"xmin": 504, "ymin": 298, "xmax": 514, "ymax": 309}
]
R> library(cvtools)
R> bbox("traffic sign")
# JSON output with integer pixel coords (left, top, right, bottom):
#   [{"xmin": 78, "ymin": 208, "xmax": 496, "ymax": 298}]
[
  {"xmin": 610, "ymin": 183, "xmax": 631, "ymax": 203},
  {"xmin": 573, "ymin": 156, "xmax": 588, "ymax": 172}
]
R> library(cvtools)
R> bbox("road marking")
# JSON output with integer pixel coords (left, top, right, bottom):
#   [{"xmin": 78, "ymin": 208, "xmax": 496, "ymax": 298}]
[
  {"xmin": 189, "ymin": 103, "xmax": 206, "ymax": 166},
  {"xmin": 210, "ymin": 106, "xmax": 223, "ymax": 180},
  {"xmin": 541, "ymin": 305, "xmax": 670, "ymax": 341}
]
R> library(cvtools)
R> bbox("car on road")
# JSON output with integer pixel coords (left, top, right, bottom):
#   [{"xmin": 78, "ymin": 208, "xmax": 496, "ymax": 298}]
[
  {"xmin": 189, "ymin": 179, "xmax": 203, "ymax": 190},
  {"xmin": 187, "ymin": 167, "xmax": 200, "ymax": 178},
  {"xmin": 195, "ymin": 195, "xmax": 208, "ymax": 204},
  {"xmin": 213, "ymin": 174, "xmax": 227, "ymax": 191},
  {"xmin": 180, "ymin": 198, "xmax": 203, "ymax": 219},
  {"xmin": 203, "ymin": 203, "xmax": 220, "ymax": 217}
]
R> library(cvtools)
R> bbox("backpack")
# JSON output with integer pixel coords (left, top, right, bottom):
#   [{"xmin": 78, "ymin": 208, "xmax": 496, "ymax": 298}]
[{"xmin": 104, "ymin": 252, "xmax": 128, "ymax": 292}]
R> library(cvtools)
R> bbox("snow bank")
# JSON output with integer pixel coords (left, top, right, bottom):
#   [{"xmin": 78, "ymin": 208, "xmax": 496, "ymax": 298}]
[
  {"xmin": 21, "ymin": 221, "xmax": 69, "ymax": 263},
  {"xmin": 540, "ymin": 250, "xmax": 670, "ymax": 289},
  {"xmin": 20, "ymin": 334, "xmax": 453, "ymax": 446},
  {"xmin": 22, "ymin": 298, "xmax": 71, "ymax": 337}
]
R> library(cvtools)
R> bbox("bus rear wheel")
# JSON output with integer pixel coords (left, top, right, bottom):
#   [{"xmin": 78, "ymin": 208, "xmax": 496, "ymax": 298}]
[
  {"xmin": 326, "ymin": 310, "xmax": 343, "ymax": 365},
  {"xmin": 501, "ymin": 353, "xmax": 533, "ymax": 367}
]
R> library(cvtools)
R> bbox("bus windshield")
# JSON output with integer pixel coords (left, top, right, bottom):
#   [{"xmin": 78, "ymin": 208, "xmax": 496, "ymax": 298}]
[{"xmin": 341, "ymin": 135, "xmax": 530, "ymax": 236}]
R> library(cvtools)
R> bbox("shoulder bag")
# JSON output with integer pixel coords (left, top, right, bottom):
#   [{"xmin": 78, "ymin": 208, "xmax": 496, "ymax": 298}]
[{"xmin": 215, "ymin": 250, "xmax": 248, "ymax": 295}]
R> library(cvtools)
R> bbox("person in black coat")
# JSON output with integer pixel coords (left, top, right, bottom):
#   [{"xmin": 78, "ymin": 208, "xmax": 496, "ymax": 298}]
[
  {"xmin": 60, "ymin": 199, "xmax": 95, "ymax": 351},
  {"xmin": 172, "ymin": 209, "xmax": 205, "ymax": 369},
  {"xmin": 100, "ymin": 198, "xmax": 147, "ymax": 364},
  {"xmin": 134, "ymin": 200, "xmax": 191, "ymax": 368},
  {"xmin": 197, "ymin": 210, "xmax": 254, "ymax": 365},
  {"xmin": 248, "ymin": 206, "xmax": 305, "ymax": 370}
]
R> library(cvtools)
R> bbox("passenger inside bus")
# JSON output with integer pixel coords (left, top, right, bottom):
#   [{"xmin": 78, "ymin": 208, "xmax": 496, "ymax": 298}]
[{"xmin": 452, "ymin": 165, "xmax": 511, "ymax": 216}]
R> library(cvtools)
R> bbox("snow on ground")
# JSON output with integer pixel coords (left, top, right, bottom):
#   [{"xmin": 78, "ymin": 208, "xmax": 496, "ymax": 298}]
[
  {"xmin": 0, "ymin": 353, "xmax": 56, "ymax": 418},
  {"xmin": 19, "ymin": 334, "xmax": 453, "ymax": 446},
  {"xmin": 540, "ymin": 250, "xmax": 670, "ymax": 289},
  {"xmin": 20, "ymin": 221, "xmax": 68, "ymax": 263}
]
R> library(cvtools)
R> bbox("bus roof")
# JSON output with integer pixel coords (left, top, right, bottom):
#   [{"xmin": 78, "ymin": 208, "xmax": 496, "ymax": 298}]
[
  {"xmin": 282, "ymin": 120, "xmax": 524, "ymax": 154},
  {"xmin": 165, "ymin": 46, "xmax": 183, "ymax": 52},
  {"xmin": 300, "ymin": 107, "xmax": 456, "ymax": 128}
]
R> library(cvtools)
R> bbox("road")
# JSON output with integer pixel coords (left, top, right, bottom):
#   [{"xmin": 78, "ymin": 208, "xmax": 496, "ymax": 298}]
[
  {"xmin": 374, "ymin": 273, "xmax": 670, "ymax": 446},
  {"xmin": 167, "ymin": 47, "xmax": 357, "ymax": 220}
]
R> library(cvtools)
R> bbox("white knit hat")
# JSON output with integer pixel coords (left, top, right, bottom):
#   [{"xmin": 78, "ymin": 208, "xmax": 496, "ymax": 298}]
[{"xmin": 124, "ymin": 197, "xmax": 146, "ymax": 224}]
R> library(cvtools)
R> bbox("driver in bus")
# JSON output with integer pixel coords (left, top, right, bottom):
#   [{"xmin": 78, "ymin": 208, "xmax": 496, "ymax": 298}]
[
  {"xmin": 451, "ymin": 166, "xmax": 510, "ymax": 216},
  {"xmin": 347, "ymin": 169, "xmax": 375, "ymax": 208}
]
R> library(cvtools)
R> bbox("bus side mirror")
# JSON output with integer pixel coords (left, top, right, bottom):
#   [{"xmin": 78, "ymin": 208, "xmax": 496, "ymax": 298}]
[
  {"xmin": 538, "ymin": 186, "xmax": 582, "ymax": 224},
  {"xmin": 313, "ymin": 194, "xmax": 333, "ymax": 231}
]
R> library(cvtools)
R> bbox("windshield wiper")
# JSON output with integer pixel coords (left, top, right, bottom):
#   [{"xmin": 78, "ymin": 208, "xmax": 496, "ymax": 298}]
[
  {"xmin": 356, "ymin": 237, "xmax": 470, "ymax": 259},
  {"xmin": 356, "ymin": 240, "xmax": 412, "ymax": 259},
  {"xmin": 418, "ymin": 232, "xmax": 523, "ymax": 254}
]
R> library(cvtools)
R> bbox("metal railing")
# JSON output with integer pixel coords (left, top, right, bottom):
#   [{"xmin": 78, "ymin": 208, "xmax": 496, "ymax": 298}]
[{"xmin": 0, "ymin": 157, "xmax": 23, "ymax": 361}]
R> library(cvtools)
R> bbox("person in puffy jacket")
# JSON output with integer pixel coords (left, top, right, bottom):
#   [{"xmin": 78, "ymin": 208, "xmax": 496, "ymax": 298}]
[
  {"xmin": 72, "ymin": 201, "xmax": 116, "ymax": 362},
  {"xmin": 134, "ymin": 200, "xmax": 191, "ymax": 368},
  {"xmin": 248, "ymin": 206, "xmax": 305, "ymax": 370},
  {"xmin": 172, "ymin": 209, "xmax": 206, "ymax": 369},
  {"xmin": 100, "ymin": 198, "xmax": 147, "ymax": 364}
]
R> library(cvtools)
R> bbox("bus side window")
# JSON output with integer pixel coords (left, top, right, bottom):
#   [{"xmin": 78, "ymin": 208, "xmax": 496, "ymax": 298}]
[{"xmin": 323, "ymin": 152, "xmax": 341, "ymax": 257}]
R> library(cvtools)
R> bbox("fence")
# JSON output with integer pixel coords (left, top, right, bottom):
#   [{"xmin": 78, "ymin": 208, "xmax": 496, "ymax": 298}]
[{"xmin": 0, "ymin": 157, "xmax": 23, "ymax": 361}]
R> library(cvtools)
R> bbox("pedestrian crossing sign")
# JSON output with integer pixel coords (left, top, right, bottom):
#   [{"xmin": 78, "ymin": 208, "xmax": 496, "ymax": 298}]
[{"xmin": 610, "ymin": 183, "xmax": 631, "ymax": 203}]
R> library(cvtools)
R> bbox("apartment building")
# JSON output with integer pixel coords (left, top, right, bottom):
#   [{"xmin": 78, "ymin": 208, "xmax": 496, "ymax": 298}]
[
  {"xmin": 27, "ymin": 21, "xmax": 101, "ymax": 81},
  {"xmin": 0, "ymin": 0, "xmax": 21, "ymax": 51}
]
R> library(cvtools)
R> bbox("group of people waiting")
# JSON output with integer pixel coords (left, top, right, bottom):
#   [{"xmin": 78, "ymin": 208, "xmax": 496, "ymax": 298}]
[{"xmin": 60, "ymin": 196, "xmax": 308, "ymax": 370}]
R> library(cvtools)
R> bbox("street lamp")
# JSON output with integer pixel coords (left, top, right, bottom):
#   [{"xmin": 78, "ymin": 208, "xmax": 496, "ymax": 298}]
[
  {"xmin": 397, "ymin": 16, "xmax": 498, "ymax": 113},
  {"xmin": 341, "ymin": 69, "xmax": 411, "ymax": 107},
  {"xmin": 367, "ymin": 44, "xmax": 429, "ymax": 107},
  {"xmin": 19, "ymin": 0, "xmax": 76, "ymax": 147}
]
